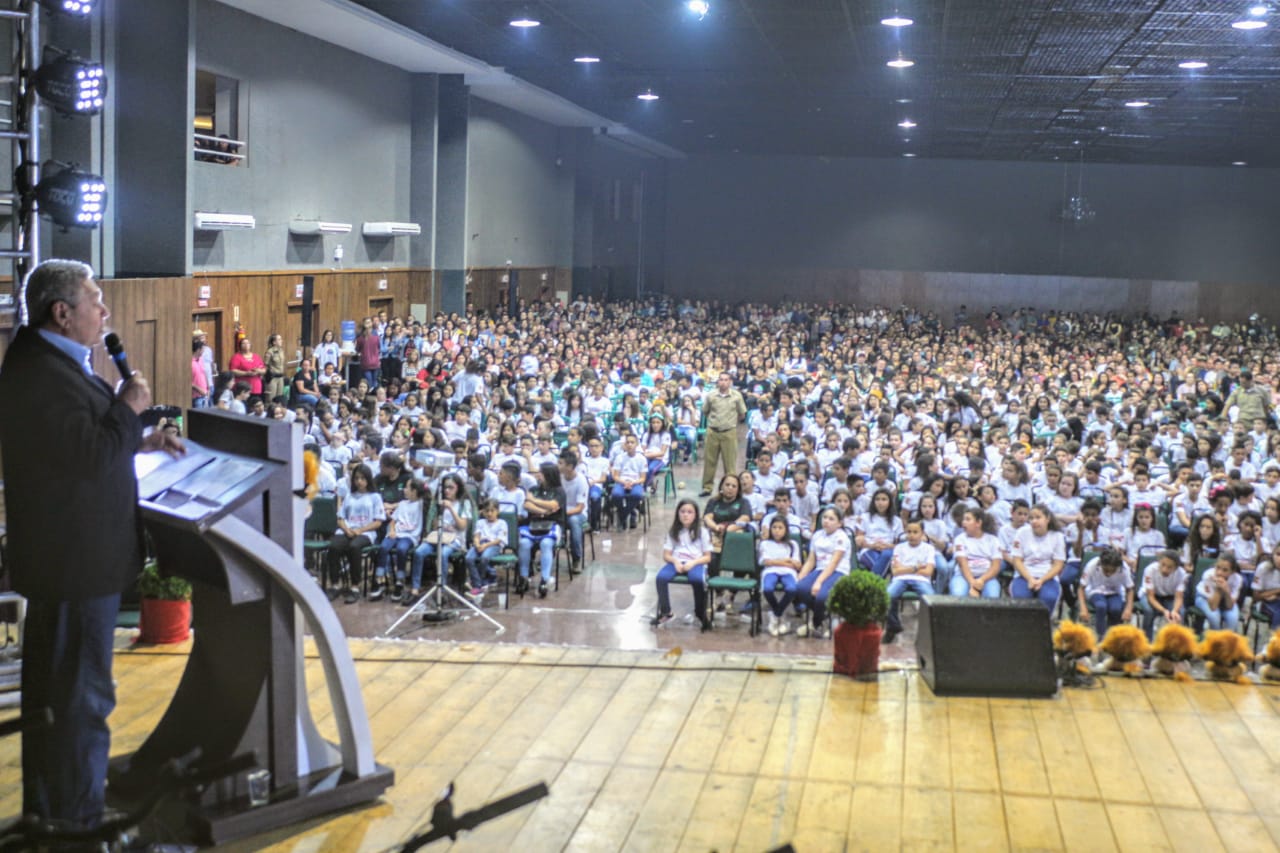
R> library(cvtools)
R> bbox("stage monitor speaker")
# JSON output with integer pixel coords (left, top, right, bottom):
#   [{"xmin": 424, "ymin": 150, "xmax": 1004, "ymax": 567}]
[
  {"xmin": 916, "ymin": 595, "xmax": 1057, "ymax": 698},
  {"xmin": 300, "ymin": 275, "xmax": 315, "ymax": 349}
]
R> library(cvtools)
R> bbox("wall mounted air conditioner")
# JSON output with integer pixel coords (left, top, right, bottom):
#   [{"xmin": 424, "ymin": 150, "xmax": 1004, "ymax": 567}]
[
  {"xmin": 193, "ymin": 211, "xmax": 256, "ymax": 231},
  {"xmin": 289, "ymin": 220, "xmax": 352, "ymax": 236},
  {"xmin": 361, "ymin": 221, "xmax": 421, "ymax": 238}
]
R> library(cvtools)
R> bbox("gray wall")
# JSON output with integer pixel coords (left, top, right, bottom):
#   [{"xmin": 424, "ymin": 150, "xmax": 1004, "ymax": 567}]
[
  {"xmin": 465, "ymin": 99, "xmax": 574, "ymax": 268},
  {"xmin": 665, "ymin": 154, "xmax": 1280, "ymax": 295},
  {"xmin": 191, "ymin": 0, "xmax": 414, "ymax": 271}
]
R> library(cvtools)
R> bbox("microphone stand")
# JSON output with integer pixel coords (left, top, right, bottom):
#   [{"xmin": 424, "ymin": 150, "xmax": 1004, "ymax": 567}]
[{"xmin": 385, "ymin": 475, "xmax": 503, "ymax": 636}]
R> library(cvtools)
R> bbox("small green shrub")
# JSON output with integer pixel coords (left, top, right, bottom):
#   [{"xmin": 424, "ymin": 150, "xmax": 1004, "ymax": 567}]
[
  {"xmin": 827, "ymin": 571, "xmax": 889, "ymax": 626},
  {"xmin": 137, "ymin": 560, "xmax": 192, "ymax": 601}
]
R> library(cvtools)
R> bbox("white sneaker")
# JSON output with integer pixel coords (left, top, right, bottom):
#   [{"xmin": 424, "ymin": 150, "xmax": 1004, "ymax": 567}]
[
  {"xmin": 777, "ymin": 618, "xmax": 791, "ymax": 636},
  {"xmin": 795, "ymin": 621, "xmax": 811, "ymax": 638},
  {"xmin": 767, "ymin": 613, "xmax": 780, "ymax": 637}
]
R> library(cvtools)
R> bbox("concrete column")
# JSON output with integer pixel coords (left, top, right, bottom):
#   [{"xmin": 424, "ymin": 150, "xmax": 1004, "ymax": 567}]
[
  {"xmin": 109, "ymin": 0, "xmax": 192, "ymax": 276},
  {"xmin": 434, "ymin": 75, "xmax": 467, "ymax": 316}
]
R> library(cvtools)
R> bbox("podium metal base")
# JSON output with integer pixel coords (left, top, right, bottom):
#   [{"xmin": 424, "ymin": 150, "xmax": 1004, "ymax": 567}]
[{"xmin": 109, "ymin": 757, "xmax": 394, "ymax": 847}]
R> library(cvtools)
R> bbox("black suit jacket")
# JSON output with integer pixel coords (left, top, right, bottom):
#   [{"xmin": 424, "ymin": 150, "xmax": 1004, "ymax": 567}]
[{"xmin": 0, "ymin": 326, "xmax": 144, "ymax": 600}]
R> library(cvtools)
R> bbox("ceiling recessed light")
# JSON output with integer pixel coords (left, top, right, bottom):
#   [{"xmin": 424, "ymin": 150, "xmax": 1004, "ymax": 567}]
[
  {"xmin": 1231, "ymin": 18, "xmax": 1268, "ymax": 29},
  {"xmin": 1178, "ymin": 60, "xmax": 1209, "ymax": 69},
  {"xmin": 573, "ymin": 55, "xmax": 600, "ymax": 63},
  {"xmin": 903, "ymin": 152, "xmax": 917, "ymax": 158},
  {"xmin": 887, "ymin": 57, "xmax": 915, "ymax": 69},
  {"xmin": 895, "ymin": 98, "xmax": 912, "ymax": 104},
  {"xmin": 1249, "ymin": 4, "xmax": 1269, "ymax": 16},
  {"xmin": 1124, "ymin": 100, "xmax": 1150, "ymax": 107},
  {"xmin": 881, "ymin": 15, "xmax": 913, "ymax": 27},
  {"xmin": 637, "ymin": 89, "xmax": 659, "ymax": 101},
  {"xmin": 1232, "ymin": 160, "xmax": 1248, "ymax": 166},
  {"xmin": 509, "ymin": 16, "xmax": 540, "ymax": 28},
  {"xmin": 686, "ymin": 0, "xmax": 709, "ymax": 19},
  {"xmin": 897, "ymin": 119, "xmax": 917, "ymax": 128}
]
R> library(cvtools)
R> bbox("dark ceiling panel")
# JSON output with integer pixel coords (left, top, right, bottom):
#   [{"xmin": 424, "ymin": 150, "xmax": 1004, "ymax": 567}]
[{"xmin": 349, "ymin": 0, "xmax": 1280, "ymax": 166}]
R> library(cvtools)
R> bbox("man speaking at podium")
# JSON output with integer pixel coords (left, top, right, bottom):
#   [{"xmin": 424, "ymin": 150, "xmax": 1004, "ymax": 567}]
[{"xmin": 0, "ymin": 260, "xmax": 183, "ymax": 838}]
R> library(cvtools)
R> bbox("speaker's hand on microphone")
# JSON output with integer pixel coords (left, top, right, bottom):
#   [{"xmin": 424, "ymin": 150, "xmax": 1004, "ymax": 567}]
[{"xmin": 118, "ymin": 373, "xmax": 152, "ymax": 415}]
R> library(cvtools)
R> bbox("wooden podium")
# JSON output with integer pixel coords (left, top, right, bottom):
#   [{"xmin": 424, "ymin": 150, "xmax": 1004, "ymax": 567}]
[{"xmin": 108, "ymin": 410, "xmax": 393, "ymax": 845}]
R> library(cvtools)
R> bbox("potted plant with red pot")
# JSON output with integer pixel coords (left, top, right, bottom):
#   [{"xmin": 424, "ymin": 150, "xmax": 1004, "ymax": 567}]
[
  {"xmin": 136, "ymin": 560, "xmax": 192, "ymax": 645},
  {"xmin": 828, "ymin": 570, "xmax": 889, "ymax": 679}
]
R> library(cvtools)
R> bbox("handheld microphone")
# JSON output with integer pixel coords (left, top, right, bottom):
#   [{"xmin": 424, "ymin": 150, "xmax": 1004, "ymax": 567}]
[{"xmin": 104, "ymin": 332, "xmax": 132, "ymax": 380}]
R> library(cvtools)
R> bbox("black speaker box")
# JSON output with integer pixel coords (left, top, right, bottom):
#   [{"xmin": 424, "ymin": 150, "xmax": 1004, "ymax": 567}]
[{"xmin": 916, "ymin": 595, "xmax": 1057, "ymax": 697}]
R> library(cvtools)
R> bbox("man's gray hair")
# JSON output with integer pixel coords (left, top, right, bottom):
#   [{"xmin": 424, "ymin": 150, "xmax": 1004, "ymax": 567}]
[{"xmin": 21, "ymin": 259, "xmax": 93, "ymax": 328}]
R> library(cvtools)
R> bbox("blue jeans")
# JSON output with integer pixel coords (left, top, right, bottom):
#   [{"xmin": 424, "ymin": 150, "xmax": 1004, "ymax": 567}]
[
  {"xmin": 1140, "ymin": 595, "xmax": 1181, "ymax": 640},
  {"xmin": 1089, "ymin": 592, "xmax": 1126, "ymax": 640},
  {"xmin": 949, "ymin": 572, "xmax": 1002, "ymax": 598},
  {"xmin": 411, "ymin": 541, "xmax": 461, "ymax": 589},
  {"xmin": 676, "ymin": 426, "xmax": 696, "ymax": 459},
  {"xmin": 932, "ymin": 556, "xmax": 954, "ymax": 593},
  {"xmin": 376, "ymin": 536, "xmax": 413, "ymax": 582},
  {"xmin": 887, "ymin": 578, "xmax": 934, "ymax": 631},
  {"xmin": 1195, "ymin": 595, "xmax": 1239, "ymax": 630},
  {"xmin": 565, "ymin": 512, "xmax": 585, "ymax": 562},
  {"xmin": 22, "ymin": 593, "xmax": 121, "ymax": 827},
  {"xmin": 519, "ymin": 527, "xmax": 558, "ymax": 582},
  {"xmin": 465, "ymin": 545, "xmax": 501, "ymax": 588},
  {"xmin": 645, "ymin": 458, "xmax": 665, "ymax": 487},
  {"xmin": 588, "ymin": 484, "xmax": 605, "ymax": 529},
  {"xmin": 761, "ymin": 571, "xmax": 797, "ymax": 617},
  {"xmin": 859, "ymin": 547, "xmax": 893, "ymax": 578},
  {"xmin": 295, "ymin": 393, "xmax": 319, "ymax": 407},
  {"xmin": 655, "ymin": 562, "xmax": 707, "ymax": 616},
  {"xmin": 1262, "ymin": 599, "xmax": 1280, "ymax": 630},
  {"xmin": 1010, "ymin": 575, "xmax": 1061, "ymax": 611},
  {"xmin": 192, "ymin": 394, "xmax": 212, "ymax": 408},
  {"xmin": 796, "ymin": 571, "xmax": 842, "ymax": 625},
  {"xmin": 612, "ymin": 483, "xmax": 644, "ymax": 526},
  {"xmin": 362, "ymin": 367, "xmax": 380, "ymax": 389}
]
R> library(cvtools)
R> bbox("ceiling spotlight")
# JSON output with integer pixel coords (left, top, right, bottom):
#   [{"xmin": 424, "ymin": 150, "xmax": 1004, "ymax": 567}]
[
  {"xmin": 881, "ymin": 15, "xmax": 913, "ymax": 27},
  {"xmin": 895, "ymin": 98, "xmax": 912, "ymax": 104},
  {"xmin": 1232, "ymin": 160, "xmax": 1248, "ymax": 166},
  {"xmin": 37, "ymin": 0, "xmax": 95, "ymax": 15},
  {"xmin": 33, "ymin": 48, "xmax": 107, "ymax": 116},
  {"xmin": 1248, "ymin": 3, "xmax": 1269, "ymax": 15},
  {"xmin": 686, "ymin": 0, "xmax": 710, "ymax": 19},
  {"xmin": 33, "ymin": 161, "xmax": 106, "ymax": 229},
  {"xmin": 1124, "ymin": 100, "xmax": 1150, "ymax": 107},
  {"xmin": 573, "ymin": 56, "xmax": 600, "ymax": 63},
  {"xmin": 1178, "ymin": 60, "xmax": 1208, "ymax": 69},
  {"xmin": 897, "ymin": 119, "xmax": 917, "ymax": 128},
  {"xmin": 637, "ymin": 89, "xmax": 660, "ymax": 101},
  {"xmin": 1231, "ymin": 17, "xmax": 1268, "ymax": 29},
  {"xmin": 902, "ymin": 153, "xmax": 917, "ymax": 158},
  {"xmin": 508, "ymin": 14, "xmax": 541, "ymax": 28},
  {"xmin": 887, "ymin": 57, "xmax": 915, "ymax": 68}
]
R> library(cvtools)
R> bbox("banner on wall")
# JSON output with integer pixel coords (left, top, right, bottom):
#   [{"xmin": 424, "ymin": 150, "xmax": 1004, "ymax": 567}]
[{"xmin": 340, "ymin": 320, "xmax": 357, "ymax": 354}]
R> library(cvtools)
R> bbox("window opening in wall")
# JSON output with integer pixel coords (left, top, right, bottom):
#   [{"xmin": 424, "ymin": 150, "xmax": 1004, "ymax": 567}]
[{"xmin": 193, "ymin": 69, "xmax": 245, "ymax": 165}]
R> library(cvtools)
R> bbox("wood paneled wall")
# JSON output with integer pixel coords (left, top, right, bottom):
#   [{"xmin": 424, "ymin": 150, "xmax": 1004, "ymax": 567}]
[
  {"xmin": 84, "ymin": 268, "xmax": 433, "ymax": 411},
  {"xmin": 466, "ymin": 266, "xmax": 567, "ymax": 315}
]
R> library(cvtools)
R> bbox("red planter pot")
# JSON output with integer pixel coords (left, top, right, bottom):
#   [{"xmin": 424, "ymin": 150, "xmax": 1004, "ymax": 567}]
[
  {"xmin": 138, "ymin": 598, "xmax": 191, "ymax": 645},
  {"xmin": 833, "ymin": 622, "xmax": 882, "ymax": 678}
]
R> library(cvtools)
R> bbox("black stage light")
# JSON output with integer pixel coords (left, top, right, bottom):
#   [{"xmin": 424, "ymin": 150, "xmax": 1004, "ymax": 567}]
[
  {"xmin": 34, "ymin": 162, "xmax": 106, "ymax": 229},
  {"xmin": 34, "ymin": 48, "xmax": 106, "ymax": 115}
]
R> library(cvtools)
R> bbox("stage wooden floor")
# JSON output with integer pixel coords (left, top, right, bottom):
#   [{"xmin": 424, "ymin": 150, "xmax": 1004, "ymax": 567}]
[{"xmin": 1, "ymin": 637, "xmax": 1278, "ymax": 852}]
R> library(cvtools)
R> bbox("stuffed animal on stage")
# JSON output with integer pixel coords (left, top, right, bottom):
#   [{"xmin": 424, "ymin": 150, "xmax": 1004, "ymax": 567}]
[
  {"xmin": 1099, "ymin": 624, "xmax": 1151, "ymax": 675},
  {"xmin": 1256, "ymin": 631, "xmax": 1280, "ymax": 682},
  {"xmin": 1150, "ymin": 623, "xmax": 1197, "ymax": 682},
  {"xmin": 1198, "ymin": 630, "xmax": 1253, "ymax": 683},
  {"xmin": 1053, "ymin": 620, "xmax": 1097, "ymax": 687}
]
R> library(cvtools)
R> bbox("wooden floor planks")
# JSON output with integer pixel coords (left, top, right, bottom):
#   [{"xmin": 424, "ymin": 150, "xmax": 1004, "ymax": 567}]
[{"xmin": 1, "ymin": 638, "xmax": 1278, "ymax": 852}]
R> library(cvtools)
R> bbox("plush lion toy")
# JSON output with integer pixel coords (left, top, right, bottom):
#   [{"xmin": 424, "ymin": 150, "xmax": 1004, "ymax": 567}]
[
  {"xmin": 1054, "ymin": 620, "xmax": 1097, "ymax": 659},
  {"xmin": 1150, "ymin": 623, "xmax": 1197, "ymax": 682},
  {"xmin": 1198, "ymin": 630, "xmax": 1253, "ymax": 683},
  {"xmin": 1053, "ymin": 620, "xmax": 1097, "ymax": 686},
  {"xmin": 1256, "ymin": 631, "xmax": 1280, "ymax": 682},
  {"xmin": 1099, "ymin": 624, "xmax": 1151, "ymax": 675}
]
